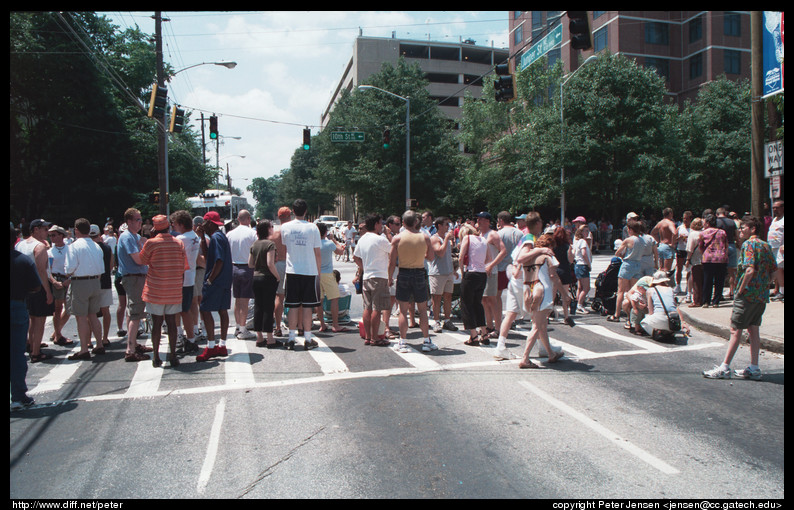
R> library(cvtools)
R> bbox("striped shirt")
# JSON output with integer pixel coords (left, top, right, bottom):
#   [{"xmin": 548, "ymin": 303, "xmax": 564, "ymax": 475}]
[{"xmin": 139, "ymin": 233, "xmax": 189, "ymax": 305}]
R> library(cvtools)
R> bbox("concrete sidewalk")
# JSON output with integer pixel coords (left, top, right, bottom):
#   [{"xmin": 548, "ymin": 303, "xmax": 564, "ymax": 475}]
[{"xmin": 677, "ymin": 299, "xmax": 784, "ymax": 354}]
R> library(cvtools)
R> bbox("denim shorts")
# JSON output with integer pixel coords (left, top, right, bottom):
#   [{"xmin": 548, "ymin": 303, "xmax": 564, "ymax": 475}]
[
  {"xmin": 618, "ymin": 259, "xmax": 643, "ymax": 280},
  {"xmin": 574, "ymin": 263, "xmax": 590, "ymax": 280},
  {"xmin": 395, "ymin": 267, "xmax": 428, "ymax": 303},
  {"xmin": 727, "ymin": 244, "xmax": 738, "ymax": 268}
]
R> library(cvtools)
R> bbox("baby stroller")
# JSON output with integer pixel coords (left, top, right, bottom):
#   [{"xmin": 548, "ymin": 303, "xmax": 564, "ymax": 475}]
[{"xmin": 591, "ymin": 257, "xmax": 621, "ymax": 316}]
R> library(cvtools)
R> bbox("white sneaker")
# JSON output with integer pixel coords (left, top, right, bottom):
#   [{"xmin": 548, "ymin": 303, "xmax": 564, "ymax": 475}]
[
  {"xmin": 703, "ymin": 365, "xmax": 731, "ymax": 379},
  {"xmin": 734, "ymin": 366, "xmax": 762, "ymax": 380},
  {"xmin": 236, "ymin": 328, "xmax": 256, "ymax": 339},
  {"xmin": 493, "ymin": 347, "xmax": 516, "ymax": 361},
  {"xmin": 421, "ymin": 340, "xmax": 438, "ymax": 352},
  {"xmin": 394, "ymin": 342, "xmax": 410, "ymax": 353},
  {"xmin": 538, "ymin": 345, "xmax": 562, "ymax": 357},
  {"xmin": 433, "ymin": 322, "xmax": 443, "ymax": 333}
]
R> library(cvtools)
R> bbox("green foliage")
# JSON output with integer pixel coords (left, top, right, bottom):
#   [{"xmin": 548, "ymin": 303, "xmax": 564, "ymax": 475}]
[
  {"xmin": 10, "ymin": 12, "xmax": 209, "ymax": 226},
  {"xmin": 318, "ymin": 58, "xmax": 461, "ymax": 216}
]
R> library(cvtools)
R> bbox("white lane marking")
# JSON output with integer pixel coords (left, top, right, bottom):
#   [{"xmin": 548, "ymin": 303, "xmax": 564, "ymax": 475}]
[
  {"xmin": 517, "ymin": 380, "xmax": 679, "ymax": 475},
  {"xmin": 224, "ymin": 337, "xmax": 256, "ymax": 387},
  {"xmin": 197, "ymin": 397, "xmax": 226, "ymax": 493},
  {"xmin": 578, "ymin": 324, "xmax": 667, "ymax": 352},
  {"xmin": 29, "ymin": 345, "xmax": 82, "ymax": 395},
  {"xmin": 124, "ymin": 339, "xmax": 166, "ymax": 398},
  {"xmin": 305, "ymin": 337, "xmax": 349, "ymax": 375}
]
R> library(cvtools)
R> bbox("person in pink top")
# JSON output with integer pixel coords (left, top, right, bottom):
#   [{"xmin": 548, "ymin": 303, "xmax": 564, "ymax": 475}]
[
  {"xmin": 458, "ymin": 222, "xmax": 491, "ymax": 345},
  {"xmin": 699, "ymin": 214, "xmax": 728, "ymax": 308}
]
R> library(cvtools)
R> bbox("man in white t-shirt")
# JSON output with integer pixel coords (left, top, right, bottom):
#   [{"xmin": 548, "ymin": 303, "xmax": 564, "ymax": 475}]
[
  {"xmin": 280, "ymin": 199, "xmax": 322, "ymax": 350},
  {"xmin": 226, "ymin": 209, "xmax": 258, "ymax": 339},
  {"xmin": 353, "ymin": 214, "xmax": 392, "ymax": 346},
  {"xmin": 171, "ymin": 210, "xmax": 201, "ymax": 353}
]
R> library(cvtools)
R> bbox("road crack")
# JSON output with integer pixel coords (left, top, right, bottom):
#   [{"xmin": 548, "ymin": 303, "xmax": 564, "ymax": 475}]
[{"xmin": 237, "ymin": 425, "xmax": 327, "ymax": 497}]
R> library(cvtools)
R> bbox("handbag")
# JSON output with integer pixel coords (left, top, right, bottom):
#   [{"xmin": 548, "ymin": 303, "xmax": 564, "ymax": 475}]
[{"xmin": 653, "ymin": 286, "xmax": 680, "ymax": 332}]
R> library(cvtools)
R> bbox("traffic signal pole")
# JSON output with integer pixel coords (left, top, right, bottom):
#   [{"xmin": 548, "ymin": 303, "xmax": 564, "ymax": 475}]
[{"xmin": 154, "ymin": 11, "xmax": 169, "ymax": 215}]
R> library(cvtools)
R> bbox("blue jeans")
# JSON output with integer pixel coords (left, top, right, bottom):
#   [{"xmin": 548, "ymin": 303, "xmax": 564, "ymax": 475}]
[{"xmin": 10, "ymin": 300, "xmax": 30, "ymax": 402}]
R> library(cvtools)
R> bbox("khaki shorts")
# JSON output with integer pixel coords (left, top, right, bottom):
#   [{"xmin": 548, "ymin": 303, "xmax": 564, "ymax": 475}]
[
  {"xmin": 319, "ymin": 272, "xmax": 340, "ymax": 300},
  {"xmin": 730, "ymin": 296, "xmax": 766, "ymax": 329},
  {"xmin": 429, "ymin": 273, "xmax": 454, "ymax": 295},
  {"xmin": 69, "ymin": 278, "xmax": 103, "ymax": 316},
  {"xmin": 483, "ymin": 271, "xmax": 498, "ymax": 297},
  {"xmin": 194, "ymin": 267, "xmax": 205, "ymax": 298},
  {"xmin": 362, "ymin": 277, "xmax": 391, "ymax": 311},
  {"xmin": 146, "ymin": 302, "xmax": 182, "ymax": 316},
  {"xmin": 122, "ymin": 274, "xmax": 147, "ymax": 320}
]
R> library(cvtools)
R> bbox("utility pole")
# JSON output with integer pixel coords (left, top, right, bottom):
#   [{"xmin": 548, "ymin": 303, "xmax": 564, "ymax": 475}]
[
  {"xmin": 154, "ymin": 12, "xmax": 168, "ymax": 215},
  {"xmin": 750, "ymin": 11, "xmax": 765, "ymax": 217}
]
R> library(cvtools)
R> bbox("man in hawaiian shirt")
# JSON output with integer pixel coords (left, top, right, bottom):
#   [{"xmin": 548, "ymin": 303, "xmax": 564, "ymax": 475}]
[{"xmin": 703, "ymin": 215, "xmax": 777, "ymax": 380}]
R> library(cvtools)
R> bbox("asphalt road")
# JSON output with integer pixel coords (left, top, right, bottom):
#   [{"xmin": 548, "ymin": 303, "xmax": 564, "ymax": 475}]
[{"xmin": 10, "ymin": 255, "xmax": 784, "ymax": 500}]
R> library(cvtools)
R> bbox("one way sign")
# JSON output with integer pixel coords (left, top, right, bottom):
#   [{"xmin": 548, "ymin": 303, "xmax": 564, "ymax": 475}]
[{"xmin": 765, "ymin": 141, "xmax": 784, "ymax": 177}]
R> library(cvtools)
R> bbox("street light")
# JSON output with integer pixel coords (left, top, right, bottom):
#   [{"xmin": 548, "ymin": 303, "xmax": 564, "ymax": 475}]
[
  {"xmin": 358, "ymin": 85, "xmax": 411, "ymax": 210},
  {"xmin": 560, "ymin": 55, "xmax": 598, "ymax": 225},
  {"xmin": 173, "ymin": 61, "xmax": 237, "ymax": 76}
]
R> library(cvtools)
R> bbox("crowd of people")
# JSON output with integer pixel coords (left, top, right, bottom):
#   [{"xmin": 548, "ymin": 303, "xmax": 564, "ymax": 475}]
[{"xmin": 10, "ymin": 198, "xmax": 784, "ymax": 409}]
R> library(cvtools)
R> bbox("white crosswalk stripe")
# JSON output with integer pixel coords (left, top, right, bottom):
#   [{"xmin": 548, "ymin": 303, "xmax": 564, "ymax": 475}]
[{"xmin": 22, "ymin": 304, "xmax": 722, "ymax": 405}]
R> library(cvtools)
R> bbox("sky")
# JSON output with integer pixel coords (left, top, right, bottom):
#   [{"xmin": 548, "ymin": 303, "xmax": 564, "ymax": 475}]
[{"xmin": 100, "ymin": 11, "xmax": 510, "ymax": 207}]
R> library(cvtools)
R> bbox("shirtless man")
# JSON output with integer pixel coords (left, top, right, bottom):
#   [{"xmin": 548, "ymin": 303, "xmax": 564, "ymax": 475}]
[
  {"xmin": 270, "ymin": 206, "xmax": 292, "ymax": 336},
  {"xmin": 388, "ymin": 210, "xmax": 436, "ymax": 353},
  {"xmin": 476, "ymin": 212, "xmax": 507, "ymax": 339},
  {"xmin": 651, "ymin": 208, "xmax": 677, "ymax": 272}
]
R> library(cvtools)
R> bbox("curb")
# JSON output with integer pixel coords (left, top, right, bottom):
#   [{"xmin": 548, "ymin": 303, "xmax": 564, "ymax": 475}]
[{"xmin": 678, "ymin": 307, "xmax": 784, "ymax": 355}]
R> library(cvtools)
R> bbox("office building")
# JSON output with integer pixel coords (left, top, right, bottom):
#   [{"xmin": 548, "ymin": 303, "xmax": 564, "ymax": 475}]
[{"xmin": 509, "ymin": 11, "xmax": 751, "ymax": 106}]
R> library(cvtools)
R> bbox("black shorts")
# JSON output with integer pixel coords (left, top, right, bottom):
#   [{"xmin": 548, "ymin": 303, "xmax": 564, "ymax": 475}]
[
  {"xmin": 395, "ymin": 267, "xmax": 428, "ymax": 303},
  {"xmin": 27, "ymin": 284, "xmax": 54, "ymax": 317},
  {"xmin": 284, "ymin": 274, "xmax": 321, "ymax": 308}
]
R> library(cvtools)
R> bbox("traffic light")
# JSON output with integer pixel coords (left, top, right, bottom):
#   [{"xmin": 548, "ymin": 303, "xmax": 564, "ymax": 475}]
[
  {"xmin": 148, "ymin": 83, "xmax": 168, "ymax": 118},
  {"xmin": 568, "ymin": 11, "xmax": 592, "ymax": 50},
  {"xmin": 209, "ymin": 115, "xmax": 218, "ymax": 139},
  {"xmin": 494, "ymin": 62, "xmax": 515, "ymax": 102},
  {"xmin": 169, "ymin": 106, "xmax": 185, "ymax": 133},
  {"xmin": 382, "ymin": 129, "xmax": 391, "ymax": 148},
  {"xmin": 303, "ymin": 128, "xmax": 311, "ymax": 150}
]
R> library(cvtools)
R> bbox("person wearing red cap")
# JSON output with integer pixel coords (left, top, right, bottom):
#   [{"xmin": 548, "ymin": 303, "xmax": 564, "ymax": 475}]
[
  {"xmin": 196, "ymin": 211, "xmax": 233, "ymax": 361},
  {"xmin": 138, "ymin": 214, "xmax": 189, "ymax": 367}
]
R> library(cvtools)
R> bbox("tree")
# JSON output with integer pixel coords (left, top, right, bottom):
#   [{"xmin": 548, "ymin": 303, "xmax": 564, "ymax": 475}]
[
  {"xmin": 318, "ymin": 58, "xmax": 461, "ymax": 216},
  {"xmin": 10, "ymin": 12, "xmax": 210, "ymax": 226}
]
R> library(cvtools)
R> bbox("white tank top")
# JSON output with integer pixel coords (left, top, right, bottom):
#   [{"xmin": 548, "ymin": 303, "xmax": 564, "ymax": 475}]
[{"xmin": 466, "ymin": 235, "xmax": 487, "ymax": 273}]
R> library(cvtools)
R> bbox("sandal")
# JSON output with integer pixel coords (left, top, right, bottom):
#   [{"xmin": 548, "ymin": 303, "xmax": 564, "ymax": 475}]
[
  {"xmin": 519, "ymin": 360, "xmax": 539, "ymax": 369},
  {"xmin": 546, "ymin": 350, "xmax": 564, "ymax": 363},
  {"xmin": 464, "ymin": 336, "xmax": 480, "ymax": 346},
  {"xmin": 30, "ymin": 352, "xmax": 53, "ymax": 363},
  {"xmin": 371, "ymin": 338, "xmax": 390, "ymax": 347},
  {"xmin": 606, "ymin": 315, "xmax": 621, "ymax": 322},
  {"xmin": 331, "ymin": 326, "xmax": 349, "ymax": 333},
  {"xmin": 53, "ymin": 336, "xmax": 75, "ymax": 347}
]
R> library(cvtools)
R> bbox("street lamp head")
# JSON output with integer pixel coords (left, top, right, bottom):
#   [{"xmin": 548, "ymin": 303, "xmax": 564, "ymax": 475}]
[{"xmin": 218, "ymin": 61, "xmax": 237, "ymax": 69}]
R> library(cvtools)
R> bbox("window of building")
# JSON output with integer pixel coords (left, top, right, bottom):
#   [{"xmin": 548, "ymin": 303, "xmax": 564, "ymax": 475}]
[
  {"xmin": 689, "ymin": 16, "xmax": 702, "ymax": 43},
  {"xmin": 724, "ymin": 12, "xmax": 741, "ymax": 37},
  {"xmin": 689, "ymin": 53, "xmax": 703, "ymax": 80},
  {"xmin": 594, "ymin": 25, "xmax": 608, "ymax": 53},
  {"xmin": 532, "ymin": 12, "xmax": 543, "ymax": 40},
  {"xmin": 514, "ymin": 25, "xmax": 523, "ymax": 46},
  {"xmin": 645, "ymin": 22, "xmax": 669, "ymax": 45},
  {"xmin": 724, "ymin": 49, "xmax": 741, "ymax": 74},
  {"xmin": 645, "ymin": 57, "xmax": 670, "ymax": 82},
  {"xmin": 593, "ymin": 11, "xmax": 606, "ymax": 19}
]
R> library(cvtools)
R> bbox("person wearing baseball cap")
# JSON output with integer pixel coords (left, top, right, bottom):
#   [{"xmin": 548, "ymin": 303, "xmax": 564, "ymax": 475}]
[
  {"xmin": 16, "ymin": 218, "xmax": 55, "ymax": 362},
  {"xmin": 197, "ymin": 210, "xmax": 233, "ymax": 361}
]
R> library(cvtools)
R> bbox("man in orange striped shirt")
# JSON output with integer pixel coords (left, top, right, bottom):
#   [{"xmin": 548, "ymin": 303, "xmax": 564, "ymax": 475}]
[{"xmin": 139, "ymin": 214, "xmax": 189, "ymax": 367}]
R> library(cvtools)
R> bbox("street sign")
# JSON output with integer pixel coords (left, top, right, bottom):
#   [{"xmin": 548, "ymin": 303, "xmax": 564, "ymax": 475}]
[
  {"xmin": 331, "ymin": 131, "xmax": 365, "ymax": 142},
  {"xmin": 765, "ymin": 140, "xmax": 784, "ymax": 177},
  {"xmin": 520, "ymin": 24, "xmax": 562, "ymax": 71}
]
